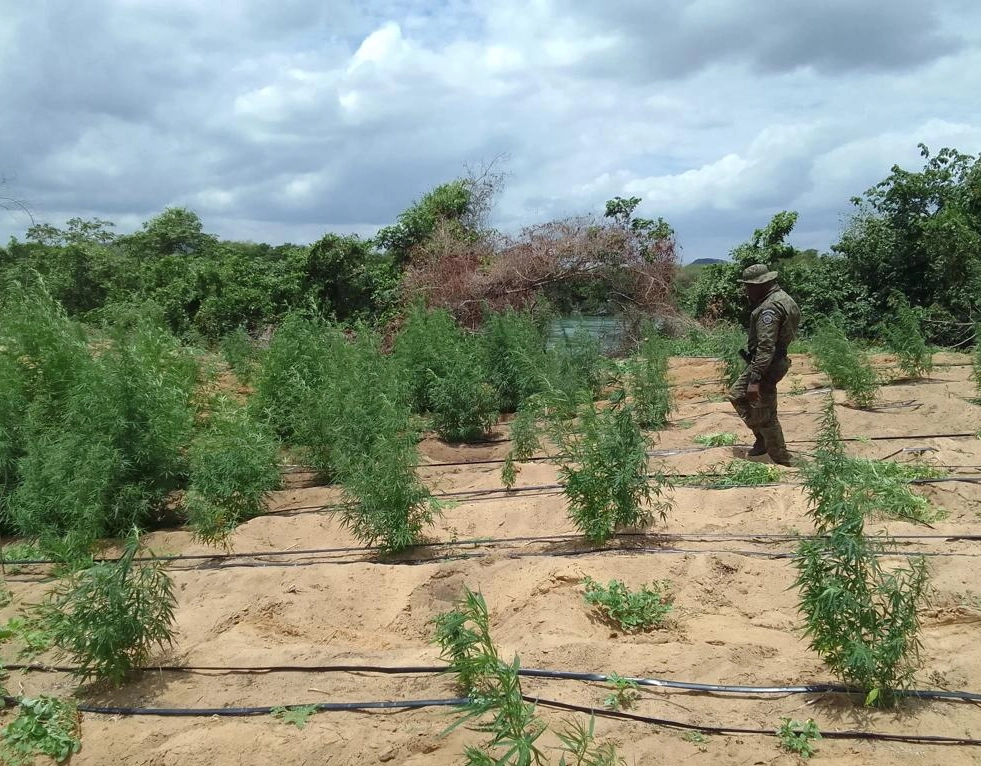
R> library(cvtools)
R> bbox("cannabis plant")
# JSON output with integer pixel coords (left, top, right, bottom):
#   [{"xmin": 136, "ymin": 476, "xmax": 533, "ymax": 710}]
[
  {"xmin": 37, "ymin": 536, "xmax": 177, "ymax": 685},
  {"xmin": 625, "ymin": 326, "xmax": 672, "ymax": 430},
  {"xmin": 556, "ymin": 393, "xmax": 669, "ymax": 543},
  {"xmin": 219, "ymin": 326, "xmax": 262, "ymax": 384},
  {"xmin": 810, "ymin": 320, "xmax": 879, "ymax": 408},
  {"xmin": 434, "ymin": 588, "xmax": 626, "ymax": 766},
  {"xmin": 433, "ymin": 588, "xmax": 548, "ymax": 765},
  {"xmin": 880, "ymin": 294, "xmax": 932, "ymax": 379},
  {"xmin": 392, "ymin": 304, "xmax": 463, "ymax": 414},
  {"xmin": 428, "ymin": 339, "xmax": 499, "ymax": 443},
  {"xmin": 480, "ymin": 309, "xmax": 548, "ymax": 412},
  {"xmin": 332, "ymin": 332, "xmax": 439, "ymax": 553},
  {"xmin": 795, "ymin": 398, "xmax": 930, "ymax": 705},
  {"xmin": 185, "ymin": 397, "xmax": 281, "ymax": 547},
  {"xmin": 712, "ymin": 322, "xmax": 747, "ymax": 390}
]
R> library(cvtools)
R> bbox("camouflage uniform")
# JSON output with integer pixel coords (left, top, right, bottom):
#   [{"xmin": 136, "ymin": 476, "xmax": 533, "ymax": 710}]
[{"xmin": 728, "ymin": 265, "xmax": 801, "ymax": 466}]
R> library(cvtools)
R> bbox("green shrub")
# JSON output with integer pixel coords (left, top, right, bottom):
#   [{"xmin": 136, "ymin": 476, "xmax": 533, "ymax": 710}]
[
  {"xmin": 479, "ymin": 309, "xmax": 547, "ymax": 412},
  {"xmin": 626, "ymin": 327, "xmax": 672, "ymax": 430},
  {"xmin": 185, "ymin": 397, "xmax": 281, "ymax": 547},
  {"xmin": 582, "ymin": 576, "xmax": 673, "ymax": 632},
  {"xmin": 794, "ymin": 399, "xmax": 930, "ymax": 706},
  {"xmin": 880, "ymin": 295, "xmax": 932, "ymax": 379},
  {"xmin": 0, "ymin": 695, "xmax": 80, "ymax": 765},
  {"xmin": 36, "ymin": 537, "xmax": 177, "ymax": 685},
  {"xmin": 810, "ymin": 320, "xmax": 879, "ymax": 408}
]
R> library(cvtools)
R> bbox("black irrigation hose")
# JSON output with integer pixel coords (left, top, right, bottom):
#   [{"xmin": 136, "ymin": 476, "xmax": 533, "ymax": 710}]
[
  {"xmin": 6, "ymin": 513, "xmax": 981, "ymax": 570},
  {"xmin": 7, "ymin": 663, "xmax": 981, "ymax": 703},
  {"xmin": 0, "ymin": 695, "xmax": 466, "ymax": 716},
  {"xmin": 528, "ymin": 696, "xmax": 981, "ymax": 746}
]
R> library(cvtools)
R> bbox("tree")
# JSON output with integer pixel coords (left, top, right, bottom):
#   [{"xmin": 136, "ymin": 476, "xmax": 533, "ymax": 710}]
[{"xmin": 834, "ymin": 145, "xmax": 981, "ymax": 343}]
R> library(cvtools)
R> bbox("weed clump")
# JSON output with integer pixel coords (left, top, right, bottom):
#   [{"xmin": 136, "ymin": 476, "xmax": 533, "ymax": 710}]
[
  {"xmin": 582, "ymin": 577, "xmax": 673, "ymax": 632},
  {"xmin": 794, "ymin": 398, "xmax": 930, "ymax": 706},
  {"xmin": 0, "ymin": 695, "xmax": 80, "ymax": 765},
  {"xmin": 694, "ymin": 432, "xmax": 739, "ymax": 447},
  {"xmin": 683, "ymin": 460, "xmax": 782, "ymax": 488}
]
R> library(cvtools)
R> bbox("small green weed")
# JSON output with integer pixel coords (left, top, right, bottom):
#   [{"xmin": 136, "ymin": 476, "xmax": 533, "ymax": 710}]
[
  {"xmin": 694, "ymin": 432, "xmax": 738, "ymax": 447},
  {"xmin": 603, "ymin": 673, "xmax": 640, "ymax": 711},
  {"xmin": 788, "ymin": 376, "xmax": 806, "ymax": 395},
  {"xmin": 1, "ymin": 614, "xmax": 55, "ymax": 660},
  {"xmin": 776, "ymin": 717, "xmax": 821, "ymax": 759},
  {"xmin": 0, "ymin": 695, "xmax": 80, "ymax": 765},
  {"xmin": 675, "ymin": 419, "xmax": 695, "ymax": 429},
  {"xmin": 0, "ymin": 543, "xmax": 43, "ymax": 575},
  {"xmin": 683, "ymin": 460, "xmax": 782, "ymax": 488},
  {"xmin": 582, "ymin": 577, "xmax": 672, "ymax": 632},
  {"xmin": 271, "ymin": 705, "xmax": 318, "ymax": 728},
  {"xmin": 682, "ymin": 730, "xmax": 708, "ymax": 746}
]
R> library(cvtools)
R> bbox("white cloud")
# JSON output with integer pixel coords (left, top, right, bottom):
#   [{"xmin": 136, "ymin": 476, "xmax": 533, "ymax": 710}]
[{"xmin": 1, "ymin": 0, "xmax": 980, "ymax": 264}]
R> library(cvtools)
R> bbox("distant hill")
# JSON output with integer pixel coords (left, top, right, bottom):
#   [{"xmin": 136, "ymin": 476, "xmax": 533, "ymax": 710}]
[{"xmin": 687, "ymin": 258, "xmax": 724, "ymax": 266}]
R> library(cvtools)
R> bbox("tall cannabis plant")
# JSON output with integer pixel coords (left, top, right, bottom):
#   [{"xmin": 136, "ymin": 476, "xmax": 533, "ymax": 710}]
[
  {"xmin": 880, "ymin": 295, "xmax": 932, "ymax": 379},
  {"xmin": 626, "ymin": 326, "xmax": 672, "ymax": 430},
  {"xmin": 795, "ymin": 398, "xmax": 929, "ymax": 706},
  {"xmin": 810, "ymin": 320, "xmax": 879, "ymax": 408}
]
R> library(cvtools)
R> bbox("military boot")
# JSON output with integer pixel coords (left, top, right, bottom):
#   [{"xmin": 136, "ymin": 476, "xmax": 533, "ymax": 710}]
[
  {"xmin": 760, "ymin": 424, "xmax": 793, "ymax": 467},
  {"xmin": 747, "ymin": 431, "xmax": 767, "ymax": 456}
]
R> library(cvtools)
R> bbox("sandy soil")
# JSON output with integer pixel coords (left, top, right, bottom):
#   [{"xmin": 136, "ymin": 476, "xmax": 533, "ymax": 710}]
[{"xmin": 4, "ymin": 352, "xmax": 981, "ymax": 765}]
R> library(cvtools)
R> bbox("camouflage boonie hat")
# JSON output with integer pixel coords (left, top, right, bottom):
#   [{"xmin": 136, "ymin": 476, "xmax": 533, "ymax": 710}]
[{"xmin": 738, "ymin": 263, "xmax": 778, "ymax": 284}]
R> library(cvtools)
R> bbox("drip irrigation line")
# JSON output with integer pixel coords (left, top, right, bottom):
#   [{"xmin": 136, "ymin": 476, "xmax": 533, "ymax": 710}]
[
  {"xmin": 528, "ymin": 696, "xmax": 981, "ymax": 746},
  {"xmin": 8, "ymin": 663, "xmax": 981, "ymax": 703},
  {"xmin": 7, "ymin": 530, "xmax": 981, "ymax": 570},
  {"xmin": 0, "ymin": 695, "xmax": 466, "ymax": 717}
]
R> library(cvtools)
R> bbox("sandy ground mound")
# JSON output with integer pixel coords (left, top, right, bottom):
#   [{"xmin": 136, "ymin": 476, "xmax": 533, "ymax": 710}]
[{"xmin": 3, "ymin": 353, "xmax": 981, "ymax": 765}]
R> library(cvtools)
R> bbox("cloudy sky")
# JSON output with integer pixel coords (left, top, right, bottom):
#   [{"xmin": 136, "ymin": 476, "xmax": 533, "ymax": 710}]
[{"xmin": 2, "ymin": 0, "xmax": 980, "ymax": 262}]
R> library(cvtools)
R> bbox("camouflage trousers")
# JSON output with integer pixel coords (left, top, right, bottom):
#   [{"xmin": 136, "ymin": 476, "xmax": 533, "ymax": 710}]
[{"xmin": 728, "ymin": 358, "xmax": 792, "ymax": 464}]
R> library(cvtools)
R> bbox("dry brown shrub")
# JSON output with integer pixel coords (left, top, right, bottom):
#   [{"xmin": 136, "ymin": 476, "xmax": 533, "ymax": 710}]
[{"xmin": 402, "ymin": 215, "xmax": 677, "ymax": 330}]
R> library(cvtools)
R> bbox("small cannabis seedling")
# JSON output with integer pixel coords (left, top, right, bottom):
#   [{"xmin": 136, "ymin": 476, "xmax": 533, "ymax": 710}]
[
  {"xmin": 583, "ymin": 577, "xmax": 672, "ymax": 632},
  {"xmin": 776, "ymin": 718, "xmax": 821, "ymax": 759}
]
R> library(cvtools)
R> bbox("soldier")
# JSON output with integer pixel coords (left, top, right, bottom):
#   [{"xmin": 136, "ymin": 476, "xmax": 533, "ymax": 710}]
[{"xmin": 728, "ymin": 263, "xmax": 801, "ymax": 466}]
